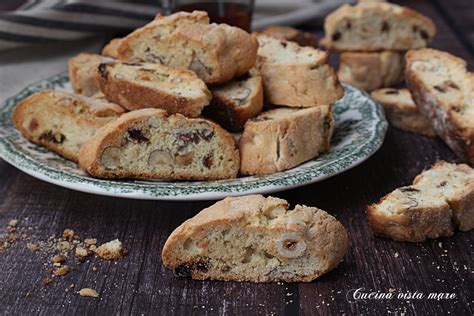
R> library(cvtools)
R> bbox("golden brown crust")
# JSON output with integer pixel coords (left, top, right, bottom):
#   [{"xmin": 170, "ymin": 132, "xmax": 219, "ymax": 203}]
[{"xmin": 101, "ymin": 38, "xmax": 122, "ymax": 58}]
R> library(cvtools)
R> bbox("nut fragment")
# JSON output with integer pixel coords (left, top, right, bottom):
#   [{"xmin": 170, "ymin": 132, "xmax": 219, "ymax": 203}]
[
  {"xmin": 27, "ymin": 243, "xmax": 40, "ymax": 252},
  {"xmin": 275, "ymin": 233, "xmax": 307, "ymax": 259},
  {"xmin": 148, "ymin": 150, "xmax": 174, "ymax": 166},
  {"xmin": 189, "ymin": 58, "xmax": 212, "ymax": 77},
  {"xmin": 75, "ymin": 246, "xmax": 88, "ymax": 258},
  {"xmin": 101, "ymin": 146, "xmax": 121, "ymax": 170},
  {"xmin": 176, "ymin": 152, "xmax": 194, "ymax": 166},
  {"xmin": 95, "ymin": 239, "xmax": 127, "ymax": 260},
  {"xmin": 79, "ymin": 288, "xmax": 99, "ymax": 298},
  {"xmin": 84, "ymin": 238, "xmax": 97, "ymax": 245},
  {"xmin": 53, "ymin": 265, "xmax": 69, "ymax": 277},
  {"xmin": 63, "ymin": 229, "xmax": 75, "ymax": 240},
  {"xmin": 52, "ymin": 255, "xmax": 66, "ymax": 263}
]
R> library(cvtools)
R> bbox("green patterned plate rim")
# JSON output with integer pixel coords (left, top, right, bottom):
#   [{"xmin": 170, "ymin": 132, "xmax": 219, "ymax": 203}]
[{"xmin": 0, "ymin": 73, "xmax": 387, "ymax": 200}]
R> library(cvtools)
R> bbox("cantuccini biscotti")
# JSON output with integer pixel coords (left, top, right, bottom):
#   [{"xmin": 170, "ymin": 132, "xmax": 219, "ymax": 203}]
[
  {"xmin": 256, "ymin": 34, "xmax": 343, "ymax": 107},
  {"xmin": 162, "ymin": 195, "xmax": 348, "ymax": 282},
  {"xmin": 367, "ymin": 161, "xmax": 473, "ymax": 242},
  {"xmin": 79, "ymin": 108, "xmax": 240, "ymax": 180},
  {"xmin": 371, "ymin": 88, "xmax": 437, "ymax": 136},
  {"xmin": 337, "ymin": 51, "xmax": 405, "ymax": 92},
  {"xmin": 203, "ymin": 69, "xmax": 263, "ymax": 132},
  {"xmin": 68, "ymin": 53, "xmax": 114, "ymax": 97},
  {"xmin": 94, "ymin": 61, "xmax": 211, "ymax": 117},
  {"xmin": 323, "ymin": 2, "xmax": 436, "ymax": 51},
  {"xmin": 239, "ymin": 106, "xmax": 334, "ymax": 175},
  {"xmin": 405, "ymin": 48, "xmax": 474, "ymax": 163},
  {"xmin": 261, "ymin": 26, "xmax": 318, "ymax": 47},
  {"xmin": 12, "ymin": 90, "xmax": 124, "ymax": 162},
  {"xmin": 115, "ymin": 11, "xmax": 258, "ymax": 84}
]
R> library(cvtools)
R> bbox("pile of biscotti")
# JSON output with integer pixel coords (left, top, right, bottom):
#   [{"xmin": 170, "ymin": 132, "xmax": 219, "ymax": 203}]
[{"xmin": 13, "ymin": 11, "xmax": 344, "ymax": 181}]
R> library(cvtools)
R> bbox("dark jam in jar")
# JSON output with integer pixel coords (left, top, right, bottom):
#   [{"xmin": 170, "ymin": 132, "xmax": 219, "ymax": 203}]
[{"xmin": 176, "ymin": 2, "xmax": 253, "ymax": 31}]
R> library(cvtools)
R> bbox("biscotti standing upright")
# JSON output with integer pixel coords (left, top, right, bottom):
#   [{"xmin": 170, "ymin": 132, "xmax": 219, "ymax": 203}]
[
  {"xmin": 12, "ymin": 90, "xmax": 124, "ymax": 162},
  {"xmin": 405, "ymin": 48, "xmax": 474, "ymax": 163},
  {"xmin": 371, "ymin": 88, "xmax": 437, "ymax": 136},
  {"xmin": 367, "ymin": 161, "xmax": 473, "ymax": 242},
  {"xmin": 114, "ymin": 11, "xmax": 258, "ymax": 84},
  {"xmin": 94, "ymin": 61, "xmax": 211, "ymax": 117},
  {"xmin": 203, "ymin": 69, "xmax": 264, "ymax": 132},
  {"xmin": 256, "ymin": 34, "xmax": 343, "ymax": 107},
  {"xmin": 162, "ymin": 195, "xmax": 348, "ymax": 282},
  {"xmin": 79, "ymin": 108, "xmax": 240, "ymax": 180},
  {"xmin": 68, "ymin": 53, "xmax": 114, "ymax": 96},
  {"xmin": 323, "ymin": 2, "xmax": 436, "ymax": 51},
  {"xmin": 239, "ymin": 106, "xmax": 334, "ymax": 175}
]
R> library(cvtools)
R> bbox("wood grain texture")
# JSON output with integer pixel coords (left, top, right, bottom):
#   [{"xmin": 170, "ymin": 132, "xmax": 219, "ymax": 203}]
[{"xmin": 0, "ymin": 0, "xmax": 473, "ymax": 315}]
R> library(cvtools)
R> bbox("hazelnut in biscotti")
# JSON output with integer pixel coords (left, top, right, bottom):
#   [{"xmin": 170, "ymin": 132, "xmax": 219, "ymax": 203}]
[
  {"xmin": 68, "ymin": 53, "xmax": 114, "ymax": 97},
  {"xmin": 367, "ymin": 161, "xmax": 473, "ymax": 242},
  {"xmin": 323, "ymin": 2, "xmax": 436, "ymax": 51},
  {"xmin": 338, "ymin": 51, "xmax": 405, "ymax": 92},
  {"xmin": 239, "ymin": 106, "xmax": 334, "ymax": 175},
  {"xmin": 94, "ymin": 61, "xmax": 211, "ymax": 117},
  {"xmin": 115, "ymin": 11, "xmax": 258, "ymax": 84},
  {"xmin": 371, "ymin": 88, "xmax": 437, "ymax": 137},
  {"xmin": 162, "ymin": 195, "xmax": 348, "ymax": 282},
  {"xmin": 203, "ymin": 69, "xmax": 263, "ymax": 132},
  {"xmin": 12, "ymin": 90, "xmax": 124, "ymax": 162},
  {"xmin": 79, "ymin": 108, "xmax": 240, "ymax": 180},
  {"xmin": 405, "ymin": 48, "xmax": 474, "ymax": 163},
  {"xmin": 256, "ymin": 34, "xmax": 343, "ymax": 107}
]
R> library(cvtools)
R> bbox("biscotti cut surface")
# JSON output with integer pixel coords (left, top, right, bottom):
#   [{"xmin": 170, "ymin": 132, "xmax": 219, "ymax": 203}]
[
  {"xmin": 115, "ymin": 11, "xmax": 258, "ymax": 84},
  {"xmin": 162, "ymin": 195, "xmax": 348, "ymax": 282},
  {"xmin": 79, "ymin": 108, "xmax": 240, "ymax": 180},
  {"xmin": 405, "ymin": 48, "xmax": 474, "ymax": 163},
  {"xmin": 371, "ymin": 88, "xmax": 437, "ymax": 136},
  {"xmin": 12, "ymin": 90, "xmax": 124, "ymax": 162},
  {"xmin": 94, "ymin": 61, "xmax": 211, "ymax": 117},
  {"xmin": 323, "ymin": 2, "xmax": 436, "ymax": 51},
  {"xmin": 203, "ymin": 69, "xmax": 263, "ymax": 132},
  {"xmin": 239, "ymin": 106, "xmax": 334, "ymax": 175},
  {"xmin": 367, "ymin": 161, "xmax": 473, "ymax": 242},
  {"xmin": 68, "ymin": 53, "xmax": 114, "ymax": 96},
  {"xmin": 261, "ymin": 26, "xmax": 318, "ymax": 47},
  {"xmin": 338, "ymin": 51, "xmax": 405, "ymax": 92},
  {"xmin": 256, "ymin": 34, "xmax": 343, "ymax": 107}
]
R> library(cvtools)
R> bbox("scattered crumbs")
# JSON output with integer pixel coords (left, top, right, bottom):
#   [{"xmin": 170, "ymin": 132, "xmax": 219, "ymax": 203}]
[
  {"xmin": 43, "ymin": 276, "xmax": 52, "ymax": 286},
  {"xmin": 27, "ymin": 243, "xmax": 40, "ymax": 252},
  {"xmin": 95, "ymin": 239, "xmax": 128, "ymax": 260},
  {"xmin": 79, "ymin": 288, "xmax": 99, "ymax": 298},
  {"xmin": 438, "ymin": 242, "xmax": 443, "ymax": 248},
  {"xmin": 394, "ymin": 252, "xmax": 399, "ymax": 258},
  {"xmin": 8, "ymin": 219, "xmax": 19, "ymax": 228},
  {"xmin": 53, "ymin": 265, "xmax": 69, "ymax": 277},
  {"xmin": 75, "ymin": 246, "xmax": 88, "ymax": 258},
  {"xmin": 62, "ymin": 229, "xmax": 75, "ymax": 240},
  {"xmin": 52, "ymin": 255, "xmax": 66, "ymax": 263},
  {"xmin": 92, "ymin": 266, "xmax": 98, "ymax": 272},
  {"xmin": 84, "ymin": 238, "xmax": 97, "ymax": 245}
]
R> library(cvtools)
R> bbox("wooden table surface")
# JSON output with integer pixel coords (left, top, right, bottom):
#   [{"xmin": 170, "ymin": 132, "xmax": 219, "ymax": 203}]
[{"xmin": 0, "ymin": 0, "xmax": 472, "ymax": 315}]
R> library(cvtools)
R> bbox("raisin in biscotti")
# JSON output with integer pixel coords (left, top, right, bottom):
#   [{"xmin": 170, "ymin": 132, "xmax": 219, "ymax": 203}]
[
  {"xmin": 115, "ymin": 11, "xmax": 258, "ymax": 84},
  {"xmin": 239, "ymin": 106, "xmax": 334, "ymax": 175},
  {"xmin": 371, "ymin": 88, "xmax": 437, "ymax": 137},
  {"xmin": 13, "ymin": 90, "xmax": 124, "ymax": 162},
  {"xmin": 79, "ymin": 108, "xmax": 239, "ymax": 180},
  {"xmin": 162, "ymin": 195, "xmax": 348, "ymax": 282},
  {"xmin": 405, "ymin": 48, "xmax": 474, "ymax": 163},
  {"xmin": 68, "ymin": 53, "xmax": 114, "ymax": 97},
  {"xmin": 338, "ymin": 51, "xmax": 405, "ymax": 92},
  {"xmin": 203, "ymin": 69, "xmax": 263, "ymax": 132},
  {"xmin": 261, "ymin": 26, "xmax": 318, "ymax": 47},
  {"xmin": 94, "ymin": 61, "xmax": 211, "ymax": 117},
  {"xmin": 256, "ymin": 34, "xmax": 343, "ymax": 107},
  {"xmin": 367, "ymin": 161, "xmax": 473, "ymax": 242},
  {"xmin": 323, "ymin": 2, "xmax": 436, "ymax": 51}
]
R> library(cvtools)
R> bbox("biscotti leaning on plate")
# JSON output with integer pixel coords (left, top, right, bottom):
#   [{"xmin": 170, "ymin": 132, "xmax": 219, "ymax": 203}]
[
  {"xmin": 162, "ymin": 195, "xmax": 348, "ymax": 282},
  {"xmin": 12, "ymin": 90, "xmax": 124, "ymax": 162},
  {"xmin": 405, "ymin": 48, "xmax": 474, "ymax": 163},
  {"xmin": 367, "ymin": 161, "xmax": 473, "ymax": 242},
  {"xmin": 371, "ymin": 88, "xmax": 436, "ymax": 137},
  {"xmin": 239, "ymin": 106, "xmax": 334, "ymax": 175},
  {"xmin": 79, "ymin": 108, "xmax": 240, "ymax": 180},
  {"xmin": 68, "ymin": 53, "xmax": 114, "ymax": 97},
  {"xmin": 109, "ymin": 10, "xmax": 258, "ymax": 84}
]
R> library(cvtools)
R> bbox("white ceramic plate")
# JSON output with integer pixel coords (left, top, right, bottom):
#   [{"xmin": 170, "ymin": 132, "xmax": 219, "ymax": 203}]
[{"xmin": 0, "ymin": 73, "xmax": 387, "ymax": 200}]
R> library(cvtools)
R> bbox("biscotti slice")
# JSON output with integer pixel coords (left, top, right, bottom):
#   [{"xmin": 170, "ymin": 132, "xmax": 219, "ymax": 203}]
[
  {"xmin": 405, "ymin": 48, "xmax": 474, "ymax": 163},
  {"xmin": 162, "ymin": 195, "xmax": 348, "ymax": 282},
  {"xmin": 367, "ymin": 161, "xmax": 473, "ymax": 242},
  {"xmin": 261, "ymin": 26, "xmax": 318, "ymax": 47},
  {"xmin": 79, "ymin": 108, "xmax": 239, "ymax": 180},
  {"xmin": 68, "ymin": 53, "xmax": 114, "ymax": 97},
  {"xmin": 323, "ymin": 2, "xmax": 436, "ymax": 51},
  {"xmin": 256, "ymin": 34, "xmax": 343, "ymax": 107},
  {"xmin": 371, "ymin": 88, "xmax": 437, "ymax": 136},
  {"xmin": 239, "ymin": 106, "xmax": 334, "ymax": 175},
  {"xmin": 12, "ymin": 90, "xmax": 124, "ymax": 162},
  {"xmin": 203, "ymin": 69, "xmax": 263, "ymax": 132},
  {"xmin": 338, "ymin": 51, "xmax": 405, "ymax": 92},
  {"xmin": 116, "ymin": 11, "xmax": 258, "ymax": 84},
  {"xmin": 94, "ymin": 61, "xmax": 211, "ymax": 117}
]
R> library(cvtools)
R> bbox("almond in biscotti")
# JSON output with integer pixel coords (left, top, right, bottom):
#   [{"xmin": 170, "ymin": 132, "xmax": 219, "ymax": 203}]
[
  {"xmin": 405, "ymin": 48, "xmax": 474, "ymax": 163},
  {"xmin": 78, "ymin": 108, "xmax": 240, "ymax": 180},
  {"xmin": 162, "ymin": 195, "xmax": 348, "ymax": 282},
  {"xmin": 93, "ymin": 61, "xmax": 211, "ymax": 117},
  {"xmin": 68, "ymin": 53, "xmax": 114, "ymax": 96}
]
